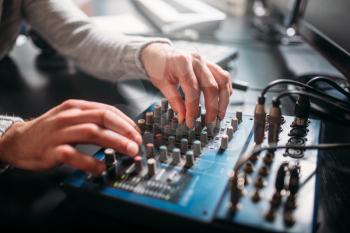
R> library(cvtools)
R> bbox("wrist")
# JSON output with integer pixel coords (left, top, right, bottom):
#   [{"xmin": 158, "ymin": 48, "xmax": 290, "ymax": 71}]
[
  {"xmin": 141, "ymin": 42, "xmax": 173, "ymax": 80},
  {"xmin": 0, "ymin": 118, "xmax": 24, "ymax": 173}
]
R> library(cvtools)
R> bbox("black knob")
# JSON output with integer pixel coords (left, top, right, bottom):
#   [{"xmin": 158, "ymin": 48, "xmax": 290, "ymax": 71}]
[{"xmin": 275, "ymin": 163, "xmax": 288, "ymax": 191}]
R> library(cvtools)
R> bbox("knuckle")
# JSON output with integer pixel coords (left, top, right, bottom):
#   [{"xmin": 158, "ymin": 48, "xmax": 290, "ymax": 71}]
[
  {"xmin": 221, "ymin": 72, "xmax": 231, "ymax": 83},
  {"xmin": 61, "ymin": 99, "xmax": 80, "ymax": 109},
  {"xmin": 57, "ymin": 147, "xmax": 73, "ymax": 162},
  {"xmin": 175, "ymin": 53, "xmax": 191, "ymax": 65},
  {"xmin": 208, "ymin": 82, "xmax": 219, "ymax": 93},
  {"xmin": 81, "ymin": 124, "xmax": 100, "ymax": 138},
  {"xmin": 191, "ymin": 52, "xmax": 202, "ymax": 61}
]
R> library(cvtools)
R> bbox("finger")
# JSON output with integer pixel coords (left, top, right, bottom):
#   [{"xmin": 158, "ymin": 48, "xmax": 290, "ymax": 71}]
[
  {"xmin": 58, "ymin": 123, "xmax": 139, "ymax": 157},
  {"xmin": 55, "ymin": 145, "xmax": 105, "ymax": 176},
  {"xmin": 54, "ymin": 109, "xmax": 142, "ymax": 145},
  {"xmin": 52, "ymin": 99, "xmax": 138, "ymax": 130},
  {"xmin": 175, "ymin": 57, "xmax": 200, "ymax": 128},
  {"xmin": 158, "ymin": 84, "xmax": 186, "ymax": 123},
  {"xmin": 207, "ymin": 62, "xmax": 232, "ymax": 119},
  {"xmin": 192, "ymin": 57, "xmax": 219, "ymax": 124}
]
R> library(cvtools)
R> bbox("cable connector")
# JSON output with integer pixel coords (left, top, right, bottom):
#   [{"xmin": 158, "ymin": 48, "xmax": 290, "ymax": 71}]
[
  {"xmin": 254, "ymin": 100, "xmax": 266, "ymax": 145},
  {"xmin": 294, "ymin": 95, "xmax": 310, "ymax": 127},
  {"xmin": 268, "ymin": 102, "xmax": 282, "ymax": 146}
]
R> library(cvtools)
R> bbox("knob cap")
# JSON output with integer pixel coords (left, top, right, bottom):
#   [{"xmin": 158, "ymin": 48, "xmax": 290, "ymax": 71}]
[
  {"xmin": 159, "ymin": 145, "xmax": 168, "ymax": 163},
  {"xmin": 147, "ymin": 158, "xmax": 157, "ymax": 177},
  {"xmin": 226, "ymin": 126, "xmax": 234, "ymax": 140},
  {"xmin": 185, "ymin": 150, "xmax": 195, "ymax": 168},
  {"xmin": 231, "ymin": 118, "xmax": 238, "ymax": 131},
  {"xmin": 236, "ymin": 111, "xmax": 243, "ymax": 123},
  {"xmin": 192, "ymin": 140, "xmax": 201, "ymax": 157},
  {"xmin": 104, "ymin": 148, "xmax": 116, "ymax": 167},
  {"xmin": 200, "ymin": 131, "xmax": 208, "ymax": 145},
  {"xmin": 146, "ymin": 143, "xmax": 154, "ymax": 158},
  {"xmin": 134, "ymin": 155, "xmax": 143, "ymax": 173},
  {"xmin": 172, "ymin": 148, "xmax": 181, "ymax": 164},
  {"xmin": 180, "ymin": 138, "xmax": 188, "ymax": 154},
  {"xmin": 220, "ymin": 135, "xmax": 229, "ymax": 150}
]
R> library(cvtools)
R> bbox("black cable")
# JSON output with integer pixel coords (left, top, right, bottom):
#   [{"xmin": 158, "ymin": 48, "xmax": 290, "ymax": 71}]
[
  {"xmin": 272, "ymin": 90, "xmax": 350, "ymax": 113},
  {"xmin": 261, "ymin": 79, "xmax": 321, "ymax": 97},
  {"xmin": 260, "ymin": 79, "xmax": 350, "ymax": 107},
  {"xmin": 234, "ymin": 143, "xmax": 350, "ymax": 172},
  {"xmin": 307, "ymin": 76, "xmax": 350, "ymax": 99}
]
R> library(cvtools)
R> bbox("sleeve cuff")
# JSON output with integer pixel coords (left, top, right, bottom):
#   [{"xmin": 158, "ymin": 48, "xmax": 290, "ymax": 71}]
[{"xmin": 122, "ymin": 37, "xmax": 172, "ymax": 78}]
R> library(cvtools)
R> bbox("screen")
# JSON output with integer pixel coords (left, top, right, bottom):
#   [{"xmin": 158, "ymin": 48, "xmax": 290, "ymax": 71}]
[{"xmin": 299, "ymin": 0, "xmax": 350, "ymax": 78}]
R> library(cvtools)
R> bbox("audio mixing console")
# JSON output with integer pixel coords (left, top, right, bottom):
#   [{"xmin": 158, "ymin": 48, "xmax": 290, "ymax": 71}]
[{"xmin": 63, "ymin": 100, "xmax": 321, "ymax": 233}]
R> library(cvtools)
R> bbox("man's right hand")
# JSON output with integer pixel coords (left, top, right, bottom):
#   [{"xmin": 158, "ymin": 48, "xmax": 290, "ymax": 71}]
[{"xmin": 0, "ymin": 99, "xmax": 142, "ymax": 176}]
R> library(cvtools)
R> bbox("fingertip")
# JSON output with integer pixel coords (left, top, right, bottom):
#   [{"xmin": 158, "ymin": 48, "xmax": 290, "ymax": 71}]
[
  {"xmin": 177, "ymin": 111, "xmax": 185, "ymax": 124},
  {"xmin": 186, "ymin": 117, "xmax": 195, "ymax": 129},
  {"xmin": 218, "ymin": 111, "xmax": 226, "ymax": 120},
  {"xmin": 135, "ymin": 134, "xmax": 143, "ymax": 145},
  {"xmin": 126, "ymin": 141, "xmax": 139, "ymax": 157}
]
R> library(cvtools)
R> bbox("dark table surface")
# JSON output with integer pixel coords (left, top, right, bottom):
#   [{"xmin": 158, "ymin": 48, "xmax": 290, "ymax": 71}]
[{"xmin": 0, "ymin": 0, "xmax": 350, "ymax": 232}]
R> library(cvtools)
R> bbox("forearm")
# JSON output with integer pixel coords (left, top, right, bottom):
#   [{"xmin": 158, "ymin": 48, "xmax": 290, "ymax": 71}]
[{"xmin": 23, "ymin": 0, "xmax": 171, "ymax": 81}]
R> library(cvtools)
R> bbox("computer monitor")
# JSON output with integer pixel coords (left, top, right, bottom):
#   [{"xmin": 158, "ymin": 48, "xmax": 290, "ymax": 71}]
[
  {"xmin": 298, "ymin": 0, "xmax": 350, "ymax": 79},
  {"xmin": 266, "ymin": 0, "xmax": 302, "ymax": 28}
]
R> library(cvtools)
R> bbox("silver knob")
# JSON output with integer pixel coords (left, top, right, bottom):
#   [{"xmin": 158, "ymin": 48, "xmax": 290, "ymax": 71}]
[
  {"xmin": 134, "ymin": 155, "xmax": 143, "ymax": 173},
  {"xmin": 180, "ymin": 138, "xmax": 188, "ymax": 154},
  {"xmin": 104, "ymin": 148, "xmax": 116, "ymax": 168},
  {"xmin": 231, "ymin": 118, "xmax": 238, "ymax": 132},
  {"xmin": 146, "ymin": 143, "xmax": 154, "ymax": 158},
  {"xmin": 236, "ymin": 111, "xmax": 243, "ymax": 124},
  {"xmin": 159, "ymin": 145, "xmax": 168, "ymax": 163},
  {"xmin": 172, "ymin": 148, "xmax": 181, "ymax": 164},
  {"xmin": 200, "ymin": 130, "xmax": 208, "ymax": 145},
  {"xmin": 185, "ymin": 150, "xmax": 195, "ymax": 168},
  {"xmin": 220, "ymin": 135, "xmax": 229, "ymax": 150},
  {"xmin": 147, "ymin": 158, "xmax": 157, "ymax": 176},
  {"xmin": 192, "ymin": 140, "xmax": 201, "ymax": 157},
  {"xmin": 226, "ymin": 126, "xmax": 234, "ymax": 140}
]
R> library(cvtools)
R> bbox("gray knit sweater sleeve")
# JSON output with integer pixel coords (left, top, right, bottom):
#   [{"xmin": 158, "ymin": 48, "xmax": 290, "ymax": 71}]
[{"xmin": 22, "ymin": 0, "xmax": 171, "ymax": 81}]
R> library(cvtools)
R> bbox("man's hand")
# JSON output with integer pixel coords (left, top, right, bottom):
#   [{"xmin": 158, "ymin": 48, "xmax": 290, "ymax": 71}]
[
  {"xmin": 0, "ymin": 100, "xmax": 142, "ymax": 176},
  {"xmin": 141, "ymin": 43, "xmax": 233, "ymax": 128}
]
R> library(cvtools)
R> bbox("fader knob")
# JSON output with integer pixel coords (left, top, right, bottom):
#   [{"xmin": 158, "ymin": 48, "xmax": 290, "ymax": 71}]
[
  {"xmin": 220, "ymin": 135, "xmax": 229, "ymax": 150},
  {"xmin": 194, "ymin": 119, "xmax": 202, "ymax": 135},
  {"xmin": 147, "ymin": 158, "xmax": 157, "ymax": 176},
  {"xmin": 159, "ymin": 145, "xmax": 168, "ymax": 163},
  {"xmin": 192, "ymin": 140, "xmax": 201, "ymax": 157},
  {"xmin": 161, "ymin": 99, "xmax": 168, "ymax": 113},
  {"xmin": 236, "ymin": 111, "xmax": 243, "ymax": 123},
  {"xmin": 180, "ymin": 138, "xmax": 188, "ymax": 154},
  {"xmin": 185, "ymin": 150, "xmax": 195, "ymax": 168},
  {"xmin": 226, "ymin": 126, "xmax": 234, "ymax": 140},
  {"xmin": 146, "ymin": 112, "xmax": 154, "ymax": 131},
  {"xmin": 168, "ymin": 135, "xmax": 176, "ymax": 152},
  {"xmin": 153, "ymin": 105, "xmax": 161, "ymax": 124},
  {"xmin": 104, "ymin": 148, "xmax": 116, "ymax": 167},
  {"xmin": 134, "ymin": 155, "xmax": 143, "ymax": 173},
  {"xmin": 146, "ymin": 143, "xmax": 154, "ymax": 158},
  {"xmin": 231, "ymin": 118, "xmax": 238, "ymax": 131},
  {"xmin": 172, "ymin": 148, "xmax": 181, "ymax": 164},
  {"xmin": 275, "ymin": 163, "xmax": 287, "ymax": 191},
  {"xmin": 200, "ymin": 131, "xmax": 208, "ymax": 145}
]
